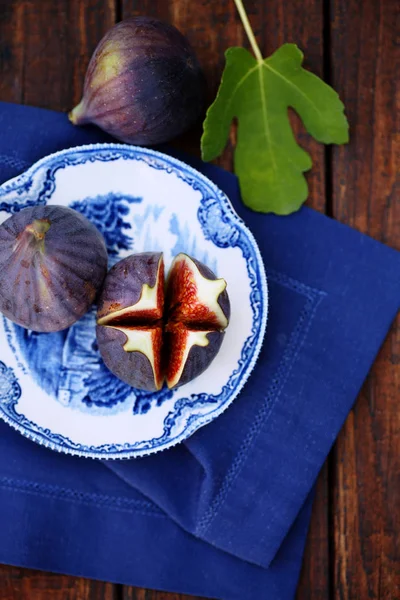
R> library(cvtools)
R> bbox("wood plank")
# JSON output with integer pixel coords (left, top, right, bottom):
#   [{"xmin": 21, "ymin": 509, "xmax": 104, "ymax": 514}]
[
  {"xmin": 330, "ymin": 0, "xmax": 400, "ymax": 598},
  {"xmin": 296, "ymin": 465, "xmax": 331, "ymax": 600},
  {"xmin": 123, "ymin": 588, "xmax": 204, "ymax": 600},
  {"xmin": 0, "ymin": 1, "xmax": 24, "ymax": 103},
  {"xmin": 0, "ymin": 0, "xmax": 116, "ymax": 109},
  {"xmin": 121, "ymin": 0, "xmax": 172, "ymax": 24},
  {"xmin": 0, "ymin": 564, "xmax": 118, "ymax": 600}
]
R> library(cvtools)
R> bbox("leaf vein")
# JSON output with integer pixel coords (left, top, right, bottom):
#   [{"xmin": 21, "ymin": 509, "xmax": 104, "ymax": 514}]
[
  {"xmin": 227, "ymin": 62, "xmax": 259, "ymax": 112},
  {"xmin": 258, "ymin": 63, "xmax": 277, "ymax": 173},
  {"xmin": 263, "ymin": 62, "xmax": 323, "ymax": 117}
]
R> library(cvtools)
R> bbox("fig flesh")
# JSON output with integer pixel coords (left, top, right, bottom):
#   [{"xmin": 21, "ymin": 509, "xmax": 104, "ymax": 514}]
[
  {"xmin": 0, "ymin": 205, "xmax": 108, "ymax": 332},
  {"xmin": 167, "ymin": 253, "xmax": 230, "ymax": 329},
  {"xmin": 96, "ymin": 252, "xmax": 230, "ymax": 391},
  {"xmin": 69, "ymin": 17, "xmax": 206, "ymax": 145}
]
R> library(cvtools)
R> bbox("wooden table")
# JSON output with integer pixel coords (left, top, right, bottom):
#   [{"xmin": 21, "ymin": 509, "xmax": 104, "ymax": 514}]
[{"xmin": 0, "ymin": 1, "xmax": 398, "ymax": 598}]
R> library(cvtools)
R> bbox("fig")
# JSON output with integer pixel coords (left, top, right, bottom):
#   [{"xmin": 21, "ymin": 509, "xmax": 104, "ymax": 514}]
[
  {"xmin": 165, "ymin": 323, "xmax": 224, "ymax": 389},
  {"xmin": 97, "ymin": 252, "xmax": 164, "ymax": 326},
  {"xmin": 96, "ymin": 325, "xmax": 164, "ymax": 392},
  {"xmin": 96, "ymin": 252, "xmax": 230, "ymax": 391},
  {"xmin": 167, "ymin": 253, "xmax": 230, "ymax": 329},
  {"xmin": 69, "ymin": 17, "xmax": 206, "ymax": 145},
  {"xmin": 0, "ymin": 205, "xmax": 108, "ymax": 332}
]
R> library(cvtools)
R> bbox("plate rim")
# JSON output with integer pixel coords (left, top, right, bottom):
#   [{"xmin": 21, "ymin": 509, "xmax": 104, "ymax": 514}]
[{"xmin": 0, "ymin": 143, "xmax": 268, "ymax": 460}]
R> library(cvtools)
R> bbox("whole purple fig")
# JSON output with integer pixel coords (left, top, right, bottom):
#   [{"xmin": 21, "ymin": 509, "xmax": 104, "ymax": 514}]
[
  {"xmin": 0, "ymin": 205, "xmax": 108, "ymax": 332},
  {"xmin": 69, "ymin": 17, "xmax": 206, "ymax": 145}
]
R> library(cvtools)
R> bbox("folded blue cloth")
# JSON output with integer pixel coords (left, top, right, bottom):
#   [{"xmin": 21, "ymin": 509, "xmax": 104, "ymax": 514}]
[{"xmin": 0, "ymin": 102, "xmax": 399, "ymax": 599}]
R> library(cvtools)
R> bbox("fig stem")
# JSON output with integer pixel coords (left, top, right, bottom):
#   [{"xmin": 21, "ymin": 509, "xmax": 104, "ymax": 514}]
[
  {"xmin": 23, "ymin": 219, "xmax": 51, "ymax": 255},
  {"xmin": 233, "ymin": 0, "xmax": 263, "ymax": 62},
  {"xmin": 68, "ymin": 100, "xmax": 88, "ymax": 125},
  {"xmin": 26, "ymin": 219, "xmax": 51, "ymax": 241}
]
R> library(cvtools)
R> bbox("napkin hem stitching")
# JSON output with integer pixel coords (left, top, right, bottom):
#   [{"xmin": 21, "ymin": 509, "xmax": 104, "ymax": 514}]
[
  {"xmin": 0, "ymin": 476, "xmax": 166, "ymax": 516},
  {"xmin": 0, "ymin": 155, "xmax": 29, "ymax": 172},
  {"xmin": 196, "ymin": 271, "xmax": 326, "ymax": 536}
]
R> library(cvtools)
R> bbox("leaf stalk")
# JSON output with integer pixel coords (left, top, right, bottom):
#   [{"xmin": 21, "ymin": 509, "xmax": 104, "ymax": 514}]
[{"xmin": 233, "ymin": 0, "xmax": 263, "ymax": 62}]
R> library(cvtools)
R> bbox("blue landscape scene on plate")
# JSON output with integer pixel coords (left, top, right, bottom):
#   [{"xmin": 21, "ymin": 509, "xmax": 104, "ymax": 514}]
[
  {"xmin": 6, "ymin": 191, "xmax": 178, "ymax": 416},
  {"xmin": 0, "ymin": 361, "xmax": 21, "ymax": 405},
  {"xmin": 0, "ymin": 146, "xmax": 267, "ymax": 458}
]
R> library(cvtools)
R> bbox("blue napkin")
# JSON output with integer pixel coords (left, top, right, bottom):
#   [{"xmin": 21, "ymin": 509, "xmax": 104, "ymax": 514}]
[{"xmin": 0, "ymin": 102, "xmax": 399, "ymax": 599}]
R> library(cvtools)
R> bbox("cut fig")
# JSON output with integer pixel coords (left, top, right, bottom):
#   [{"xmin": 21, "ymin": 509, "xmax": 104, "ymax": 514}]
[
  {"xmin": 96, "ymin": 325, "xmax": 163, "ymax": 391},
  {"xmin": 97, "ymin": 252, "xmax": 164, "ymax": 325},
  {"xmin": 165, "ymin": 323, "xmax": 224, "ymax": 389},
  {"xmin": 96, "ymin": 252, "xmax": 230, "ymax": 391},
  {"xmin": 167, "ymin": 253, "xmax": 230, "ymax": 329}
]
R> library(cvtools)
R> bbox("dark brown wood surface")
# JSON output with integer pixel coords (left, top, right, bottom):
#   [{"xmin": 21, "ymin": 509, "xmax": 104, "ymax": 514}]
[
  {"xmin": 330, "ymin": 1, "xmax": 400, "ymax": 598},
  {"xmin": 0, "ymin": 0, "xmax": 398, "ymax": 598}
]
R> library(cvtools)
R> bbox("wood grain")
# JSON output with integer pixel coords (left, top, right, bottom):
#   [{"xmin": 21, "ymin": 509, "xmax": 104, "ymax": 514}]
[
  {"xmin": 0, "ymin": 0, "xmax": 116, "ymax": 109},
  {"xmin": 296, "ymin": 465, "xmax": 331, "ymax": 600},
  {"xmin": 0, "ymin": 564, "xmax": 117, "ymax": 600},
  {"xmin": 330, "ymin": 0, "xmax": 400, "ymax": 598},
  {"xmin": 123, "ymin": 588, "xmax": 203, "ymax": 600}
]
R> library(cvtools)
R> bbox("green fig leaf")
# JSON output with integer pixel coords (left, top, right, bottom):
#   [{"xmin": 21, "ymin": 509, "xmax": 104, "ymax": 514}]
[{"xmin": 201, "ymin": 44, "xmax": 349, "ymax": 215}]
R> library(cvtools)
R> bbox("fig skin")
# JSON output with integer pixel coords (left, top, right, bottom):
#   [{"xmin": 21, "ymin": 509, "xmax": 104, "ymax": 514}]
[
  {"xmin": 96, "ymin": 325, "xmax": 163, "ymax": 391},
  {"xmin": 97, "ymin": 252, "xmax": 164, "ymax": 325},
  {"xmin": 0, "ymin": 205, "xmax": 108, "ymax": 332},
  {"xmin": 69, "ymin": 17, "xmax": 206, "ymax": 145}
]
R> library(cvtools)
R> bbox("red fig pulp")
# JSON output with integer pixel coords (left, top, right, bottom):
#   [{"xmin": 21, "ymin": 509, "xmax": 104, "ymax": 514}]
[
  {"xmin": 69, "ymin": 17, "xmax": 206, "ymax": 145},
  {"xmin": 0, "ymin": 205, "xmax": 108, "ymax": 332},
  {"xmin": 167, "ymin": 253, "xmax": 230, "ymax": 329},
  {"xmin": 96, "ymin": 252, "xmax": 230, "ymax": 391}
]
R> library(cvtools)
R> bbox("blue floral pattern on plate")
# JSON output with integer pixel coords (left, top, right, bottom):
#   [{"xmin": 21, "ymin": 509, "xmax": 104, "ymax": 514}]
[{"xmin": 0, "ymin": 144, "xmax": 268, "ymax": 459}]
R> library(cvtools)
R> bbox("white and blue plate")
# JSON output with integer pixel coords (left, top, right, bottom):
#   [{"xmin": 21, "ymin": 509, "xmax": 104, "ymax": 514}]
[{"xmin": 0, "ymin": 144, "xmax": 268, "ymax": 459}]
